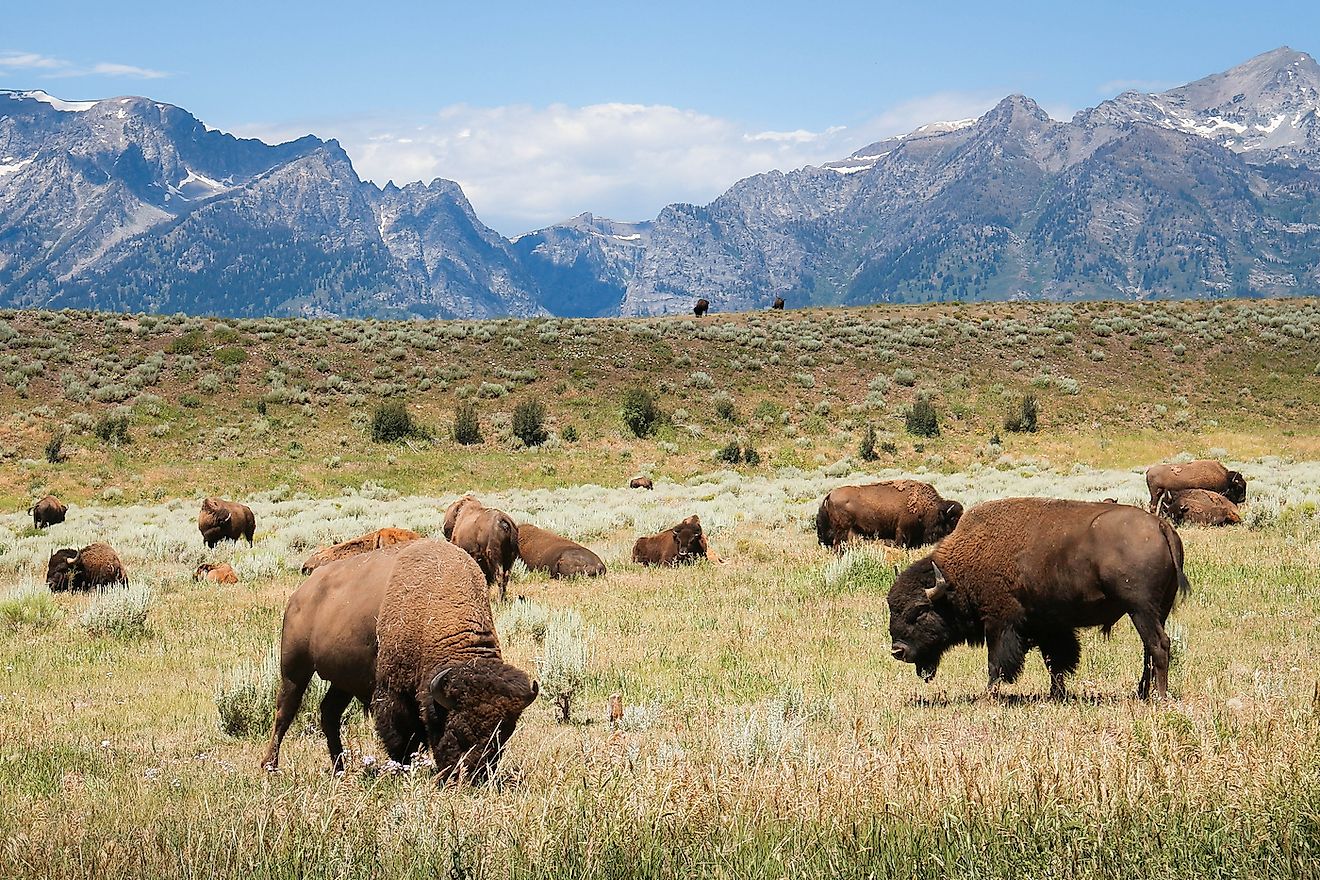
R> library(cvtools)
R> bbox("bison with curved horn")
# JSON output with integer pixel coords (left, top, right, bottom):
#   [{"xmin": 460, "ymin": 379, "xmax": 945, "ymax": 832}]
[
  {"xmin": 1156, "ymin": 488, "xmax": 1242, "ymax": 527},
  {"xmin": 1145, "ymin": 460, "xmax": 1246, "ymax": 511},
  {"xmin": 887, "ymin": 498, "xmax": 1188, "ymax": 700},
  {"xmin": 633, "ymin": 514, "xmax": 714, "ymax": 566},
  {"xmin": 198, "ymin": 497, "xmax": 256, "ymax": 548},
  {"xmin": 816, "ymin": 480, "xmax": 963, "ymax": 550},
  {"xmin": 46, "ymin": 543, "xmax": 127, "ymax": 592}
]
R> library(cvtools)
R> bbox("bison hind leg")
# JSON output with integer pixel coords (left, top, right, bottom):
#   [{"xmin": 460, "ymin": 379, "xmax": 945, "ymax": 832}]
[
  {"xmin": 1037, "ymin": 629, "xmax": 1082, "ymax": 700},
  {"xmin": 262, "ymin": 668, "xmax": 313, "ymax": 771},
  {"xmin": 1130, "ymin": 612, "xmax": 1172, "ymax": 700},
  {"xmin": 319, "ymin": 686, "xmax": 355, "ymax": 775}
]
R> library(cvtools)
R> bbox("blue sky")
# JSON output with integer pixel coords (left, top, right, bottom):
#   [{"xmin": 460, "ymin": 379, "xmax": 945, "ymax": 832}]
[{"xmin": 3, "ymin": 1, "xmax": 1317, "ymax": 233}]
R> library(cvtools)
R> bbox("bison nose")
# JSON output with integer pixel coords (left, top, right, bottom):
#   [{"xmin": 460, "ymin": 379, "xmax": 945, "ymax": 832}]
[{"xmin": 890, "ymin": 643, "xmax": 908, "ymax": 661}]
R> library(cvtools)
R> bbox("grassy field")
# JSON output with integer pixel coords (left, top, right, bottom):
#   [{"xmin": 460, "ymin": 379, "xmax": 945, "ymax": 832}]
[{"xmin": 0, "ymin": 299, "xmax": 1318, "ymax": 877}]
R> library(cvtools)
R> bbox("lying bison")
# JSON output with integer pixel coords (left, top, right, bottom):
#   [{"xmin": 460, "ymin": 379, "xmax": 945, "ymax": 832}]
[
  {"xmin": 263, "ymin": 541, "xmax": 537, "ymax": 781},
  {"xmin": 1146, "ymin": 460, "xmax": 1246, "ymax": 510},
  {"xmin": 887, "ymin": 498, "xmax": 1188, "ymax": 700},
  {"xmin": 301, "ymin": 527, "xmax": 422, "ymax": 574},
  {"xmin": 443, "ymin": 496, "xmax": 519, "ymax": 601},
  {"xmin": 693, "ymin": 299, "xmax": 710, "ymax": 317},
  {"xmin": 198, "ymin": 497, "xmax": 256, "ymax": 548},
  {"xmin": 194, "ymin": 562, "xmax": 239, "ymax": 584},
  {"xmin": 629, "ymin": 476, "xmax": 654, "ymax": 490},
  {"xmin": 816, "ymin": 480, "xmax": 963, "ymax": 550},
  {"xmin": 28, "ymin": 495, "xmax": 67, "ymax": 529},
  {"xmin": 46, "ymin": 543, "xmax": 127, "ymax": 592},
  {"xmin": 633, "ymin": 515, "xmax": 711, "ymax": 566},
  {"xmin": 517, "ymin": 524, "xmax": 606, "ymax": 578},
  {"xmin": 1156, "ymin": 488, "xmax": 1242, "ymax": 527}
]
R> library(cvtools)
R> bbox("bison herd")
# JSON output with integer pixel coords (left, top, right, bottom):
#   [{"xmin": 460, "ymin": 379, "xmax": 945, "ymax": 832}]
[{"xmin": 22, "ymin": 457, "xmax": 1248, "ymax": 784}]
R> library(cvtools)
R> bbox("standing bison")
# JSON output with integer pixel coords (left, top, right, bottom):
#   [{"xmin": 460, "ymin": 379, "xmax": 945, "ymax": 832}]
[
  {"xmin": 693, "ymin": 299, "xmax": 710, "ymax": 317},
  {"xmin": 629, "ymin": 476, "xmax": 654, "ymax": 490},
  {"xmin": 1156, "ymin": 488, "xmax": 1242, "ymax": 526},
  {"xmin": 443, "ymin": 496, "xmax": 519, "ymax": 601},
  {"xmin": 198, "ymin": 497, "xmax": 256, "ymax": 548},
  {"xmin": 633, "ymin": 515, "xmax": 711, "ymax": 566},
  {"xmin": 1145, "ymin": 460, "xmax": 1246, "ymax": 510},
  {"xmin": 771, "ymin": 296, "xmax": 785, "ymax": 310},
  {"xmin": 816, "ymin": 480, "xmax": 963, "ymax": 550},
  {"xmin": 28, "ymin": 495, "xmax": 67, "ymax": 529},
  {"xmin": 887, "ymin": 498, "xmax": 1188, "ymax": 700},
  {"xmin": 46, "ymin": 543, "xmax": 127, "ymax": 592},
  {"xmin": 301, "ymin": 527, "xmax": 422, "ymax": 574},
  {"xmin": 517, "ymin": 523, "xmax": 606, "ymax": 578}
]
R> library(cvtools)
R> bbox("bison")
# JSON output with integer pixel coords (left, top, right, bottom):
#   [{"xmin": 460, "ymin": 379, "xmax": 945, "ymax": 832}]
[
  {"xmin": 443, "ymin": 496, "xmax": 519, "ymax": 602},
  {"xmin": 887, "ymin": 498, "xmax": 1188, "ymax": 700},
  {"xmin": 632, "ymin": 515, "xmax": 711, "ymax": 566},
  {"xmin": 629, "ymin": 476, "xmax": 654, "ymax": 490},
  {"xmin": 693, "ymin": 299, "xmax": 710, "ymax": 317},
  {"xmin": 772, "ymin": 296, "xmax": 785, "ymax": 310},
  {"xmin": 816, "ymin": 480, "xmax": 963, "ymax": 550},
  {"xmin": 46, "ymin": 543, "xmax": 127, "ymax": 592},
  {"xmin": 1145, "ymin": 460, "xmax": 1246, "ymax": 511},
  {"xmin": 263, "ymin": 541, "xmax": 537, "ymax": 779},
  {"xmin": 1156, "ymin": 488, "xmax": 1242, "ymax": 527},
  {"xmin": 517, "ymin": 523, "xmax": 606, "ymax": 578},
  {"xmin": 198, "ymin": 497, "xmax": 256, "ymax": 548},
  {"xmin": 28, "ymin": 495, "xmax": 67, "ymax": 529},
  {"xmin": 193, "ymin": 562, "xmax": 239, "ymax": 584},
  {"xmin": 301, "ymin": 527, "xmax": 422, "ymax": 575}
]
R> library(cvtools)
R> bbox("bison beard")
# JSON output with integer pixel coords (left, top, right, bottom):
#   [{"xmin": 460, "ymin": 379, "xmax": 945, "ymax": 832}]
[{"xmin": 887, "ymin": 498, "xmax": 1189, "ymax": 700}]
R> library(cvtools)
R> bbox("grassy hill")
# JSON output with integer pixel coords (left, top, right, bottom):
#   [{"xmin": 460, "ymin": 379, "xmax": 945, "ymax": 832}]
[{"xmin": 1, "ymin": 298, "xmax": 1318, "ymax": 509}]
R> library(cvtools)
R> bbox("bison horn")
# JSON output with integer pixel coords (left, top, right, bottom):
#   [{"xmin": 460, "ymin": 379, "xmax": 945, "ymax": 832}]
[
  {"xmin": 525, "ymin": 680, "xmax": 541, "ymax": 708},
  {"xmin": 924, "ymin": 562, "xmax": 950, "ymax": 603},
  {"xmin": 430, "ymin": 667, "xmax": 459, "ymax": 710}
]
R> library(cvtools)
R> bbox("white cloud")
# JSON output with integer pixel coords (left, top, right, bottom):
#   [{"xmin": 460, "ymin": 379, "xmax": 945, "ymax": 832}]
[
  {"xmin": 231, "ymin": 91, "xmax": 1001, "ymax": 236},
  {"xmin": 0, "ymin": 50, "xmax": 168, "ymax": 79}
]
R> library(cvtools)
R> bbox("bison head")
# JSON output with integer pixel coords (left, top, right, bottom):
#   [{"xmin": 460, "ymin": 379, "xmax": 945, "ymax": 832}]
[
  {"xmin": 887, "ymin": 558, "xmax": 972, "ymax": 683},
  {"xmin": 45, "ymin": 548, "xmax": 80, "ymax": 592},
  {"xmin": 935, "ymin": 501, "xmax": 964, "ymax": 541},
  {"xmin": 672, "ymin": 516, "xmax": 706, "ymax": 560},
  {"xmin": 1225, "ymin": 471, "xmax": 1247, "ymax": 504},
  {"xmin": 428, "ymin": 658, "xmax": 539, "ymax": 783}
]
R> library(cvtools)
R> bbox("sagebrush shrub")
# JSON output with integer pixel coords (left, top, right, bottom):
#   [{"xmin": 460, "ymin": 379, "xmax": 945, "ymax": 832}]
[
  {"xmin": 621, "ymin": 387, "xmax": 661, "ymax": 438},
  {"xmin": 453, "ymin": 402, "xmax": 483, "ymax": 445},
  {"xmin": 1004, "ymin": 394, "xmax": 1039, "ymax": 433},
  {"xmin": 370, "ymin": 401, "xmax": 421, "ymax": 442},
  {"xmin": 905, "ymin": 399, "xmax": 940, "ymax": 437},
  {"xmin": 80, "ymin": 581, "xmax": 152, "ymax": 639},
  {"xmin": 513, "ymin": 397, "xmax": 548, "ymax": 446}
]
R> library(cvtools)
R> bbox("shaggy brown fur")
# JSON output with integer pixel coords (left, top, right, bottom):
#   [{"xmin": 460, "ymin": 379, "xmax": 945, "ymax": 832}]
[
  {"xmin": 629, "ymin": 477, "xmax": 654, "ymax": 490},
  {"xmin": 372, "ymin": 540, "xmax": 538, "ymax": 782},
  {"xmin": 888, "ymin": 498, "xmax": 1188, "ymax": 700},
  {"xmin": 816, "ymin": 480, "xmax": 963, "ymax": 550},
  {"xmin": 1146, "ymin": 460, "xmax": 1246, "ymax": 510},
  {"xmin": 443, "ymin": 497, "xmax": 520, "ymax": 601},
  {"xmin": 46, "ymin": 543, "xmax": 127, "ymax": 592},
  {"xmin": 29, "ymin": 495, "xmax": 67, "ymax": 529},
  {"xmin": 632, "ymin": 515, "xmax": 711, "ymax": 566},
  {"xmin": 1157, "ymin": 488, "xmax": 1242, "ymax": 526},
  {"xmin": 193, "ymin": 562, "xmax": 239, "ymax": 584},
  {"xmin": 693, "ymin": 298, "xmax": 710, "ymax": 317},
  {"xmin": 198, "ymin": 497, "xmax": 256, "ymax": 548},
  {"xmin": 772, "ymin": 296, "xmax": 785, "ymax": 310},
  {"xmin": 301, "ymin": 527, "xmax": 423, "ymax": 574},
  {"xmin": 517, "ymin": 523, "xmax": 606, "ymax": 578}
]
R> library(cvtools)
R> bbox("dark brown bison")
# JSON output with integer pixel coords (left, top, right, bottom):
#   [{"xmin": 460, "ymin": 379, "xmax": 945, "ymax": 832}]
[
  {"xmin": 517, "ymin": 523, "xmax": 606, "ymax": 578},
  {"xmin": 193, "ymin": 562, "xmax": 239, "ymax": 584},
  {"xmin": 301, "ymin": 527, "xmax": 423, "ymax": 574},
  {"xmin": 629, "ymin": 476, "xmax": 654, "ymax": 490},
  {"xmin": 443, "ymin": 496, "xmax": 519, "ymax": 601},
  {"xmin": 693, "ymin": 298, "xmax": 710, "ymax": 317},
  {"xmin": 887, "ymin": 498, "xmax": 1188, "ymax": 700},
  {"xmin": 1156, "ymin": 488, "xmax": 1242, "ymax": 527},
  {"xmin": 632, "ymin": 515, "xmax": 711, "ymax": 566},
  {"xmin": 198, "ymin": 497, "xmax": 256, "ymax": 548},
  {"xmin": 45, "ymin": 543, "xmax": 127, "ymax": 592},
  {"xmin": 772, "ymin": 296, "xmax": 785, "ymax": 310},
  {"xmin": 1145, "ymin": 460, "xmax": 1246, "ymax": 510},
  {"xmin": 28, "ymin": 495, "xmax": 67, "ymax": 529},
  {"xmin": 816, "ymin": 480, "xmax": 963, "ymax": 550}
]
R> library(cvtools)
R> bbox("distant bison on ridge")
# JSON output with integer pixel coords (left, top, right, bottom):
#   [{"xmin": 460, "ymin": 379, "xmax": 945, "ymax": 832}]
[
  {"xmin": 887, "ymin": 498, "xmax": 1188, "ymax": 700},
  {"xmin": 198, "ymin": 497, "xmax": 256, "ymax": 548},
  {"xmin": 629, "ymin": 476, "xmax": 654, "ymax": 490},
  {"xmin": 28, "ymin": 495, "xmax": 67, "ymax": 529},
  {"xmin": 816, "ymin": 480, "xmax": 963, "ymax": 550},
  {"xmin": 1145, "ymin": 460, "xmax": 1246, "ymax": 511},
  {"xmin": 772, "ymin": 296, "xmax": 785, "ymax": 310},
  {"xmin": 693, "ymin": 299, "xmax": 710, "ymax": 317},
  {"xmin": 46, "ymin": 543, "xmax": 127, "ymax": 592},
  {"xmin": 1156, "ymin": 488, "xmax": 1242, "ymax": 527},
  {"xmin": 301, "ymin": 527, "xmax": 422, "ymax": 574}
]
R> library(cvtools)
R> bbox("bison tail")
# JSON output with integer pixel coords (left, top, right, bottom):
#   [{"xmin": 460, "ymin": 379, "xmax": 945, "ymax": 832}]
[
  {"xmin": 1158, "ymin": 518, "xmax": 1191, "ymax": 607},
  {"xmin": 815, "ymin": 497, "xmax": 834, "ymax": 548}
]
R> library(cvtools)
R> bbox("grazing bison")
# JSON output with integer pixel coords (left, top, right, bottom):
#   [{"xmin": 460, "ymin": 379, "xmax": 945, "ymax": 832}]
[
  {"xmin": 629, "ymin": 476, "xmax": 654, "ymax": 490},
  {"xmin": 28, "ymin": 495, "xmax": 67, "ymax": 529},
  {"xmin": 443, "ymin": 496, "xmax": 519, "ymax": 601},
  {"xmin": 374, "ymin": 540, "xmax": 539, "ymax": 782},
  {"xmin": 816, "ymin": 480, "xmax": 963, "ymax": 550},
  {"xmin": 772, "ymin": 296, "xmax": 785, "ymax": 310},
  {"xmin": 301, "ymin": 527, "xmax": 422, "ymax": 575},
  {"xmin": 517, "ymin": 523, "xmax": 606, "ymax": 579},
  {"xmin": 1145, "ymin": 460, "xmax": 1246, "ymax": 510},
  {"xmin": 633, "ymin": 515, "xmax": 711, "ymax": 566},
  {"xmin": 887, "ymin": 498, "xmax": 1188, "ymax": 700},
  {"xmin": 193, "ymin": 562, "xmax": 239, "ymax": 584},
  {"xmin": 198, "ymin": 497, "xmax": 256, "ymax": 548},
  {"xmin": 1157, "ymin": 488, "xmax": 1242, "ymax": 527},
  {"xmin": 693, "ymin": 299, "xmax": 710, "ymax": 317},
  {"xmin": 46, "ymin": 543, "xmax": 127, "ymax": 592}
]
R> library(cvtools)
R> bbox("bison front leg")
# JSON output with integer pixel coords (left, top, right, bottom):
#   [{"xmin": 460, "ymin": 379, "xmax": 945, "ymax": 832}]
[
  {"xmin": 1130, "ymin": 611, "xmax": 1171, "ymax": 700},
  {"xmin": 1036, "ymin": 629, "xmax": 1082, "ymax": 700},
  {"xmin": 984, "ymin": 624, "xmax": 1027, "ymax": 693},
  {"xmin": 372, "ymin": 689, "xmax": 422, "ymax": 765}
]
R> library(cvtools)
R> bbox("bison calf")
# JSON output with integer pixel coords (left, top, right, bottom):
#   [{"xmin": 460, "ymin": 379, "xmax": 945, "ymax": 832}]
[{"xmin": 194, "ymin": 562, "xmax": 239, "ymax": 584}]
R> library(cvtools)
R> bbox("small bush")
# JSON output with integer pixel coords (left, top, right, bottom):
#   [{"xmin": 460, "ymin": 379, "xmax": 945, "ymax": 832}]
[
  {"xmin": 0, "ymin": 581, "xmax": 63, "ymax": 631},
  {"xmin": 716, "ymin": 441, "xmax": 743, "ymax": 465},
  {"xmin": 536, "ymin": 610, "xmax": 590, "ymax": 724},
  {"xmin": 905, "ymin": 398, "xmax": 940, "ymax": 437},
  {"xmin": 713, "ymin": 392, "xmax": 737, "ymax": 422},
  {"xmin": 742, "ymin": 445, "xmax": 761, "ymax": 467},
  {"xmin": 560, "ymin": 424, "xmax": 579, "ymax": 443},
  {"xmin": 80, "ymin": 581, "xmax": 152, "ymax": 639},
  {"xmin": 1003, "ymin": 394, "xmax": 1039, "ymax": 433},
  {"xmin": 858, "ymin": 424, "xmax": 879, "ymax": 461},
  {"xmin": 512, "ymin": 397, "xmax": 549, "ymax": 446},
  {"xmin": 453, "ymin": 402, "xmax": 483, "ymax": 445},
  {"xmin": 93, "ymin": 413, "xmax": 132, "ymax": 446},
  {"xmin": 370, "ymin": 401, "xmax": 420, "ymax": 443},
  {"xmin": 893, "ymin": 367, "xmax": 917, "ymax": 387},
  {"xmin": 45, "ymin": 430, "xmax": 66, "ymax": 464},
  {"xmin": 621, "ymin": 387, "xmax": 661, "ymax": 438},
  {"xmin": 169, "ymin": 330, "xmax": 206, "ymax": 354},
  {"xmin": 215, "ymin": 346, "xmax": 247, "ymax": 365}
]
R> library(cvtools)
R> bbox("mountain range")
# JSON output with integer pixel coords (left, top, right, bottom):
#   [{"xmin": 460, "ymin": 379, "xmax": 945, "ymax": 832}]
[{"xmin": 2, "ymin": 46, "xmax": 1319, "ymax": 318}]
